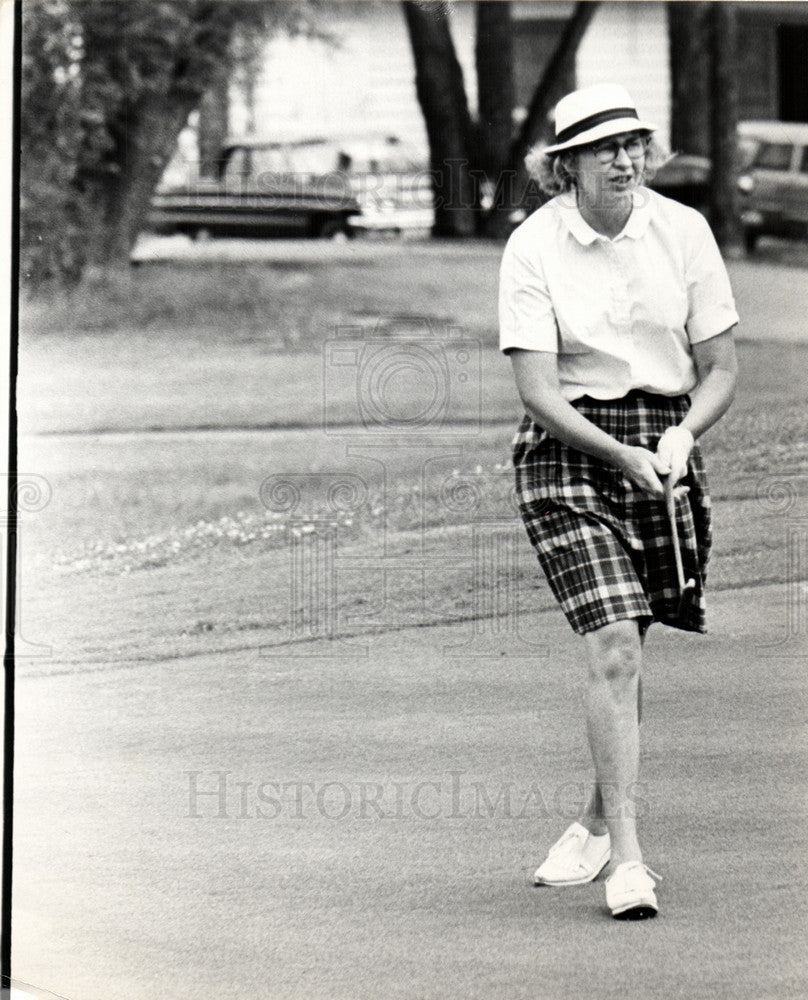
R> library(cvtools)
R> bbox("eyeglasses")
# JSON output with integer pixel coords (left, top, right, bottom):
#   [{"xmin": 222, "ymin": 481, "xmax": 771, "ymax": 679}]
[{"xmin": 589, "ymin": 136, "xmax": 649, "ymax": 165}]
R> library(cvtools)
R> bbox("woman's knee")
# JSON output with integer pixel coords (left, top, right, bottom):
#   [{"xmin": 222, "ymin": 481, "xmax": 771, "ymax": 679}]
[{"xmin": 585, "ymin": 620, "xmax": 643, "ymax": 685}]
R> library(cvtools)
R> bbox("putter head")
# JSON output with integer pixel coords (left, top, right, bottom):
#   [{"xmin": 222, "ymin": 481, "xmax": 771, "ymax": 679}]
[{"xmin": 677, "ymin": 578, "xmax": 697, "ymax": 620}]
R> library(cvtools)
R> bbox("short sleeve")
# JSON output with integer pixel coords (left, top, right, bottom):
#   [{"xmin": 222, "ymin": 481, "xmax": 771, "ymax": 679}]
[
  {"xmin": 685, "ymin": 214, "xmax": 739, "ymax": 344},
  {"xmin": 498, "ymin": 234, "xmax": 560, "ymax": 354}
]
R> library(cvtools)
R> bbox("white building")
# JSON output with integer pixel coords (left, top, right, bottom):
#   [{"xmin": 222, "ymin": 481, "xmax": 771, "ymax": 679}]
[{"xmin": 228, "ymin": 1, "xmax": 672, "ymax": 154}]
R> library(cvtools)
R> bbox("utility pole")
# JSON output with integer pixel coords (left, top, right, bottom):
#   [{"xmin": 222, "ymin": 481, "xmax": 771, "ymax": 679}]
[{"xmin": 708, "ymin": 2, "xmax": 742, "ymax": 251}]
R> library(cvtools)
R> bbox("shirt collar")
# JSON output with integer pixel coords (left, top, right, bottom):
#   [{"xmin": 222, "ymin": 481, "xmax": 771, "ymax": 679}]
[
  {"xmin": 621, "ymin": 189, "xmax": 652, "ymax": 240},
  {"xmin": 555, "ymin": 188, "xmax": 652, "ymax": 245}
]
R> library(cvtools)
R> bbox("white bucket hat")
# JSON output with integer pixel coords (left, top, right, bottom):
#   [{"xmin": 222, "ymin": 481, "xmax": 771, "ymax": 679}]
[{"xmin": 543, "ymin": 83, "xmax": 657, "ymax": 154}]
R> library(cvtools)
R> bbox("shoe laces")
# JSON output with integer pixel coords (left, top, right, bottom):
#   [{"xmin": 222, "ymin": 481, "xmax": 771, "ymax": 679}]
[
  {"xmin": 547, "ymin": 826, "xmax": 587, "ymax": 857},
  {"xmin": 609, "ymin": 861, "xmax": 662, "ymax": 884}
]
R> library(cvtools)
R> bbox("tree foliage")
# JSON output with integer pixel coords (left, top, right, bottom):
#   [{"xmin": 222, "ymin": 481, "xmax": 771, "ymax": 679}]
[
  {"xmin": 21, "ymin": 1, "xmax": 89, "ymax": 284},
  {"xmin": 21, "ymin": 0, "xmax": 306, "ymax": 286}
]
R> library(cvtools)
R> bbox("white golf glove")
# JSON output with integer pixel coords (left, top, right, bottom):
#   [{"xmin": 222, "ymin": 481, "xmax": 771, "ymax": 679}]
[{"xmin": 656, "ymin": 425, "xmax": 694, "ymax": 485}]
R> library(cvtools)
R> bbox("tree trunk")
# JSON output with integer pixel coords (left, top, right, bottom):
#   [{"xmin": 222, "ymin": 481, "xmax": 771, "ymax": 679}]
[
  {"xmin": 667, "ymin": 2, "xmax": 711, "ymax": 156},
  {"xmin": 65, "ymin": 1, "xmax": 286, "ymax": 274},
  {"xmin": 402, "ymin": 0, "xmax": 480, "ymax": 237},
  {"xmin": 81, "ymin": 92, "xmax": 201, "ymax": 267},
  {"xmin": 198, "ymin": 74, "xmax": 230, "ymax": 179},
  {"xmin": 486, "ymin": 1, "xmax": 599, "ymax": 232},
  {"xmin": 514, "ymin": 1, "xmax": 597, "ymax": 156},
  {"xmin": 708, "ymin": 3, "xmax": 741, "ymax": 250},
  {"xmin": 476, "ymin": 1, "xmax": 514, "ymax": 176},
  {"xmin": 475, "ymin": 1, "xmax": 515, "ymax": 237}
]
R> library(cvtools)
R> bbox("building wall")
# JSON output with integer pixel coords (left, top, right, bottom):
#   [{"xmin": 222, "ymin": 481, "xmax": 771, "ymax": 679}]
[
  {"xmin": 229, "ymin": 1, "xmax": 672, "ymax": 152},
  {"xmin": 576, "ymin": 1, "xmax": 671, "ymax": 147},
  {"xmin": 233, "ymin": 2, "xmax": 477, "ymax": 152},
  {"xmin": 736, "ymin": 4, "xmax": 808, "ymax": 122}
]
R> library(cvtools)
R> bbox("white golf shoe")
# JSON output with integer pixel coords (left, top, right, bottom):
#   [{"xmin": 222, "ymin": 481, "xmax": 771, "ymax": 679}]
[
  {"xmin": 533, "ymin": 822, "xmax": 611, "ymax": 886},
  {"xmin": 605, "ymin": 861, "xmax": 660, "ymax": 919}
]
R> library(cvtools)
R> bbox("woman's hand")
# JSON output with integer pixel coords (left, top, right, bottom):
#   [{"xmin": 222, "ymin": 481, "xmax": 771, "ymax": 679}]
[
  {"xmin": 510, "ymin": 351, "xmax": 663, "ymax": 476},
  {"xmin": 616, "ymin": 445, "xmax": 670, "ymax": 496},
  {"xmin": 656, "ymin": 425, "xmax": 694, "ymax": 485}
]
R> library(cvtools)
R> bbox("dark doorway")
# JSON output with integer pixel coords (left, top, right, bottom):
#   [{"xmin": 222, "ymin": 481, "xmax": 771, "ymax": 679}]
[{"xmin": 777, "ymin": 24, "xmax": 808, "ymax": 121}]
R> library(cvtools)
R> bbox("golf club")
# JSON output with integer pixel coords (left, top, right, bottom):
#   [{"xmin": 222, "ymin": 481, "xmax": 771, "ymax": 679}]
[{"xmin": 664, "ymin": 475, "xmax": 696, "ymax": 618}]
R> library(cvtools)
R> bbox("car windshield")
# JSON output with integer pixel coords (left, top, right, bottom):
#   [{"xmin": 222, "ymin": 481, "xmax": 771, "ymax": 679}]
[
  {"xmin": 222, "ymin": 142, "xmax": 341, "ymax": 180},
  {"xmin": 738, "ymin": 136, "xmax": 761, "ymax": 170},
  {"xmin": 754, "ymin": 142, "xmax": 793, "ymax": 171},
  {"xmin": 345, "ymin": 149, "xmax": 425, "ymax": 174}
]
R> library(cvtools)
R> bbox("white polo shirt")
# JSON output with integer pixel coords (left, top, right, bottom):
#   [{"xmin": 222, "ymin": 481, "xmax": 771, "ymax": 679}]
[{"xmin": 499, "ymin": 187, "xmax": 739, "ymax": 401}]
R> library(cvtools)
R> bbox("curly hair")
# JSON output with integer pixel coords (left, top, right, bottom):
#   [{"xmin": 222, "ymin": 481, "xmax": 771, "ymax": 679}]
[{"xmin": 526, "ymin": 133, "xmax": 670, "ymax": 197}]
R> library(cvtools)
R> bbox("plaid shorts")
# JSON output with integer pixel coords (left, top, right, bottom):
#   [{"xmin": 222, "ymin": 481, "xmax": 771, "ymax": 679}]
[{"xmin": 513, "ymin": 390, "xmax": 712, "ymax": 636}]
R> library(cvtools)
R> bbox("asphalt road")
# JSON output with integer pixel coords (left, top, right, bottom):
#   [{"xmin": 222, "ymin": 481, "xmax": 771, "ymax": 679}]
[{"xmin": 10, "ymin": 581, "xmax": 807, "ymax": 1000}]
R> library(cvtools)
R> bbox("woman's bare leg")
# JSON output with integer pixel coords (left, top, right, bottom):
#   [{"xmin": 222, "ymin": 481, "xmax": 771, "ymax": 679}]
[
  {"xmin": 579, "ymin": 784, "xmax": 609, "ymax": 836},
  {"xmin": 579, "ymin": 636, "xmax": 644, "ymax": 839},
  {"xmin": 583, "ymin": 619, "xmax": 644, "ymax": 867}
]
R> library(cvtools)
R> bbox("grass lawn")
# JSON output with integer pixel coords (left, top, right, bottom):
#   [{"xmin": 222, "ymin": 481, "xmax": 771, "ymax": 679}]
[{"xmin": 18, "ymin": 245, "xmax": 808, "ymax": 659}]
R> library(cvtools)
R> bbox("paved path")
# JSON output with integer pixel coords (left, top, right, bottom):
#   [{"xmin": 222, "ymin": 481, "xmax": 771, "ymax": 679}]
[{"xmin": 11, "ymin": 582, "xmax": 807, "ymax": 1000}]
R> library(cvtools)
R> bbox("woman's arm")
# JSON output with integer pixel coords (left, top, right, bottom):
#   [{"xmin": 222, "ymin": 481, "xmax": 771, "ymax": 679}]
[
  {"xmin": 656, "ymin": 327, "xmax": 738, "ymax": 482},
  {"xmin": 681, "ymin": 328, "xmax": 738, "ymax": 438},
  {"xmin": 510, "ymin": 349, "xmax": 670, "ymax": 496}
]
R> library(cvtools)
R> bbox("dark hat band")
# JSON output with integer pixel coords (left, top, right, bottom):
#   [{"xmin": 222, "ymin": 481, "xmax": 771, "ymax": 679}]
[{"xmin": 556, "ymin": 107, "xmax": 639, "ymax": 144}]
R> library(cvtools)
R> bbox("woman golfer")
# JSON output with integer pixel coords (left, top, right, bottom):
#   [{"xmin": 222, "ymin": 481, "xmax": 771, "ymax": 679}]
[{"xmin": 500, "ymin": 83, "xmax": 738, "ymax": 919}]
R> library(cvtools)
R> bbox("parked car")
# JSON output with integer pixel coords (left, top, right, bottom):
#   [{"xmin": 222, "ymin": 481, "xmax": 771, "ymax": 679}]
[
  {"xmin": 146, "ymin": 137, "xmax": 361, "ymax": 240},
  {"xmin": 649, "ymin": 152, "xmax": 711, "ymax": 211},
  {"xmin": 649, "ymin": 120, "xmax": 766, "ymax": 213},
  {"xmin": 349, "ymin": 171, "xmax": 434, "ymax": 234},
  {"xmin": 338, "ymin": 134, "xmax": 434, "ymax": 234},
  {"xmin": 736, "ymin": 120, "xmax": 808, "ymax": 251}
]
